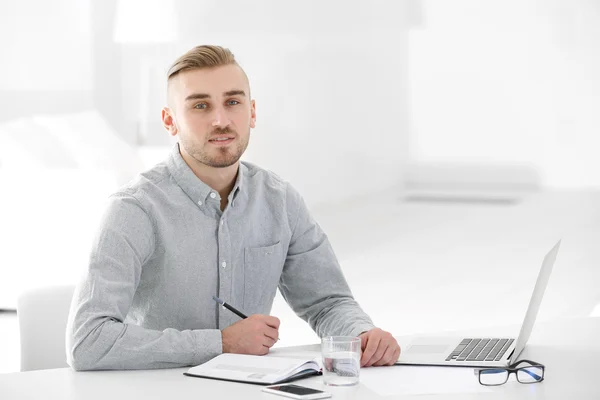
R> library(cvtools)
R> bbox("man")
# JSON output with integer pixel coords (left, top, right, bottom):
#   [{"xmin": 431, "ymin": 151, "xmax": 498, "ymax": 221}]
[{"xmin": 67, "ymin": 45, "xmax": 400, "ymax": 371}]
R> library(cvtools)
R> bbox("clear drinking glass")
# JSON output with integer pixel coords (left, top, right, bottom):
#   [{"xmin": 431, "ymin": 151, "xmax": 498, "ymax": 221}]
[{"xmin": 321, "ymin": 336, "xmax": 361, "ymax": 386}]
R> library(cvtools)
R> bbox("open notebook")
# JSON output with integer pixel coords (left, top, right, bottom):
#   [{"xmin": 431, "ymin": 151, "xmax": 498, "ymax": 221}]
[{"xmin": 184, "ymin": 353, "xmax": 322, "ymax": 385}]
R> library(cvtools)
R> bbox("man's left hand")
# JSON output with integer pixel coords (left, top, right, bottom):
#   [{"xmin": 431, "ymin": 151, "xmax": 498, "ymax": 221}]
[{"xmin": 358, "ymin": 328, "xmax": 401, "ymax": 367}]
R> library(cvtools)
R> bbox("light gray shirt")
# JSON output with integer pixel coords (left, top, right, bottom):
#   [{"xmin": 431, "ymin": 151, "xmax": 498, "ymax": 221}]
[{"xmin": 66, "ymin": 144, "xmax": 374, "ymax": 371}]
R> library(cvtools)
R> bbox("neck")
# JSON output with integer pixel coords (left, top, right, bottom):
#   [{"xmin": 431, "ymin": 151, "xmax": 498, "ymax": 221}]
[{"xmin": 179, "ymin": 146, "xmax": 238, "ymax": 202}]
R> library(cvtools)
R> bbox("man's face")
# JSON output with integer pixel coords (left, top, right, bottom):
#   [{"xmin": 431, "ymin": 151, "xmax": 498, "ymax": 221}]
[{"xmin": 164, "ymin": 64, "xmax": 256, "ymax": 168}]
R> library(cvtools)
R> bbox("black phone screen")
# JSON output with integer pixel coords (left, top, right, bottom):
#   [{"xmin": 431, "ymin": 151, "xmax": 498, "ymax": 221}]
[{"xmin": 268, "ymin": 384, "xmax": 324, "ymax": 395}]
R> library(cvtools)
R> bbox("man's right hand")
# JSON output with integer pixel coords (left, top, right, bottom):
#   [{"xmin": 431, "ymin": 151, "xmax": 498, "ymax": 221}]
[{"xmin": 221, "ymin": 314, "xmax": 280, "ymax": 355}]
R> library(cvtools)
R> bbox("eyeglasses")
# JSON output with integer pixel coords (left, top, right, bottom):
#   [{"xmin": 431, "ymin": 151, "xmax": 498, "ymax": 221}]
[{"xmin": 476, "ymin": 359, "xmax": 545, "ymax": 386}]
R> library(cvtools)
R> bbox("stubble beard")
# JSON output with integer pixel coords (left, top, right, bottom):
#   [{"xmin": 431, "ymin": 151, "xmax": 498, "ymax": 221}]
[{"xmin": 182, "ymin": 127, "xmax": 249, "ymax": 168}]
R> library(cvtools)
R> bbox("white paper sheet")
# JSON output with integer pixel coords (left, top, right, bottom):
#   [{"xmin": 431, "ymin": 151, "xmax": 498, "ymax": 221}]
[
  {"xmin": 267, "ymin": 349, "xmax": 323, "ymax": 368},
  {"xmin": 360, "ymin": 365, "xmax": 493, "ymax": 396}
]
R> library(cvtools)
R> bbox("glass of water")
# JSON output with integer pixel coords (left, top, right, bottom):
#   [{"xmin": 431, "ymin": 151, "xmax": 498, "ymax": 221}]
[{"xmin": 321, "ymin": 336, "xmax": 361, "ymax": 386}]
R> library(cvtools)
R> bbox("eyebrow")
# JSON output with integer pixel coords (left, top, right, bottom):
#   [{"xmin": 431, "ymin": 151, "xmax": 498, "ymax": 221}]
[{"xmin": 185, "ymin": 90, "xmax": 246, "ymax": 102}]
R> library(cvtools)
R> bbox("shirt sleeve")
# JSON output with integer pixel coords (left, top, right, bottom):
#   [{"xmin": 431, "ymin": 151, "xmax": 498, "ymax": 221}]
[
  {"xmin": 278, "ymin": 184, "xmax": 376, "ymax": 339},
  {"xmin": 66, "ymin": 193, "xmax": 222, "ymax": 371}
]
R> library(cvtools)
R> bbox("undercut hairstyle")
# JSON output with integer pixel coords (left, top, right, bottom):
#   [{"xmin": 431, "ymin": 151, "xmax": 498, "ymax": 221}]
[{"xmin": 167, "ymin": 45, "xmax": 238, "ymax": 81}]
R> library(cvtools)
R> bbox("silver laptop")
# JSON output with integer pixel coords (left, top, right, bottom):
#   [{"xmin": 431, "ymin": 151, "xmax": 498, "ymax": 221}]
[{"xmin": 396, "ymin": 240, "xmax": 561, "ymax": 368}]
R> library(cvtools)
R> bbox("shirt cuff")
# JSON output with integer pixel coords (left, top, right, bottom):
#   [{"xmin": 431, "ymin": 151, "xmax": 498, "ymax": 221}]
[
  {"xmin": 191, "ymin": 329, "xmax": 223, "ymax": 365},
  {"xmin": 349, "ymin": 323, "xmax": 376, "ymax": 338}
]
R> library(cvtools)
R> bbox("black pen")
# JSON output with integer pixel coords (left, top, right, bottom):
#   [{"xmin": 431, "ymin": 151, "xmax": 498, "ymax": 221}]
[
  {"xmin": 212, "ymin": 295, "xmax": 248, "ymax": 319},
  {"xmin": 212, "ymin": 295, "xmax": 280, "ymax": 341}
]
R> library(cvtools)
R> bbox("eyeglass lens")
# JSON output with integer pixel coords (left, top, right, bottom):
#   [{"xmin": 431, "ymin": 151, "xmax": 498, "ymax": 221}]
[
  {"xmin": 480, "ymin": 369, "xmax": 509, "ymax": 385},
  {"xmin": 517, "ymin": 366, "xmax": 544, "ymax": 383}
]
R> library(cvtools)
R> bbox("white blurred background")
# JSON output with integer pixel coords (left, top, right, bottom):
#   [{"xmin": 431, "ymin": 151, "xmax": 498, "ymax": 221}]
[{"xmin": 1, "ymin": 0, "xmax": 599, "ymax": 373}]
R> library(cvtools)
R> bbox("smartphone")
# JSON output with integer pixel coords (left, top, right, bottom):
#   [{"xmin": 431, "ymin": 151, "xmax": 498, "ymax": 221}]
[{"xmin": 261, "ymin": 384, "xmax": 332, "ymax": 399}]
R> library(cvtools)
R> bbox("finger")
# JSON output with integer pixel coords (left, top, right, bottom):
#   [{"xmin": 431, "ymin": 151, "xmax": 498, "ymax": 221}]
[
  {"xmin": 389, "ymin": 346, "xmax": 401, "ymax": 366},
  {"xmin": 263, "ymin": 326, "xmax": 279, "ymax": 342},
  {"xmin": 260, "ymin": 344, "xmax": 270, "ymax": 355},
  {"xmin": 374, "ymin": 337, "xmax": 400, "ymax": 366},
  {"xmin": 263, "ymin": 334, "xmax": 277, "ymax": 348},
  {"xmin": 361, "ymin": 334, "xmax": 380, "ymax": 367},
  {"xmin": 366, "ymin": 339, "xmax": 387, "ymax": 367},
  {"xmin": 359, "ymin": 333, "xmax": 368, "ymax": 351},
  {"xmin": 359, "ymin": 335, "xmax": 370, "ymax": 366},
  {"xmin": 374, "ymin": 342, "xmax": 397, "ymax": 366},
  {"xmin": 263, "ymin": 315, "xmax": 281, "ymax": 329}
]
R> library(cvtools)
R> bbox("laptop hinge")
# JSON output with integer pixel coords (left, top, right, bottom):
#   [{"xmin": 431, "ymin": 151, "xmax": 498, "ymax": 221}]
[{"xmin": 507, "ymin": 348, "xmax": 515, "ymax": 362}]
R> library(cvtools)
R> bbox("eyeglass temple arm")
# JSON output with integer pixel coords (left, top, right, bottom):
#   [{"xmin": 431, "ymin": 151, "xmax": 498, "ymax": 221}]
[{"xmin": 510, "ymin": 359, "xmax": 542, "ymax": 368}]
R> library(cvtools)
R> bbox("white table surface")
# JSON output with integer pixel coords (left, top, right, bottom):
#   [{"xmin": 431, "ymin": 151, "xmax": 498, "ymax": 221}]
[{"xmin": 1, "ymin": 317, "xmax": 598, "ymax": 400}]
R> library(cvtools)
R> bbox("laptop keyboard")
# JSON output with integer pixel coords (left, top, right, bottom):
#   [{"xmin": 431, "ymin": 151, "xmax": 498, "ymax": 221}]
[{"xmin": 445, "ymin": 338, "xmax": 515, "ymax": 362}]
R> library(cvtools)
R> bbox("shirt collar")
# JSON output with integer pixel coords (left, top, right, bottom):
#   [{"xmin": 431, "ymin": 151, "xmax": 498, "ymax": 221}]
[
  {"xmin": 229, "ymin": 162, "xmax": 245, "ymax": 204},
  {"xmin": 166, "ymin": 143, "xmax": 245, "ymax": 206}
]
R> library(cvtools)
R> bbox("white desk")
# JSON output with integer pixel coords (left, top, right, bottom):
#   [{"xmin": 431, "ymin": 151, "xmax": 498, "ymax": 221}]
[{"xmin": 1, "ymin": 317, "xmax": 598, "ymax": 400}]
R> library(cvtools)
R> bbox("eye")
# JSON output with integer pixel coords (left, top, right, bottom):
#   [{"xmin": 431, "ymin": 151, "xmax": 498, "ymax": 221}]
[
  {"xmin": 227, "ymin": 100, "xmax": 240, "ymax": 106},
  {"xmin": 194, "ymin": 103, "xmax": 208, "ymax": 109}
]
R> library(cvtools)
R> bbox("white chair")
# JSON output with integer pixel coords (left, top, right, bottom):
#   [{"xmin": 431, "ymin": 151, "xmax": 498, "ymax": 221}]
[{"xmin": 16, "ymin": 285, "xmax": 75, "ymax": 371}]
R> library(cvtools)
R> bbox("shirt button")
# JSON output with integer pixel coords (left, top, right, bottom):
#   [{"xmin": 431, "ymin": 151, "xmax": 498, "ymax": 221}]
[
  {"xmin": 220, "ymin": 220, "xmax": 224, "ymax": 225},
  {"xmin": 210, "ymin": 192, "xmax": 217, "ymax": 199},
  {"xmin": 197, "ymin": 200, "xmax": 203, "ymax": 206},
  {"xmin": 221, "ymin": 261, "xmax": 227, "ymax": 268}
]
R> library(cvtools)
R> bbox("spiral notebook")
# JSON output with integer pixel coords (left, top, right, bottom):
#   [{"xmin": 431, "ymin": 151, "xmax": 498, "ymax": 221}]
[{"xmin": 184, "ymin": 353, "xmax": 322, "ymax": 385}]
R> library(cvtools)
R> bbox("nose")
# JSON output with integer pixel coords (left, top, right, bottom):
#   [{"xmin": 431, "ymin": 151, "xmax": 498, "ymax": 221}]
[{"xmin": 211, "ymin": 104, "xmax": 231, "ymax": 128}]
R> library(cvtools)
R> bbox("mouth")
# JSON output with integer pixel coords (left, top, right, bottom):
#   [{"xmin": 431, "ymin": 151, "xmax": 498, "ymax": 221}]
[{"xmin": 208, "ymin": 136, "xmax": 235, "ymax": 146}]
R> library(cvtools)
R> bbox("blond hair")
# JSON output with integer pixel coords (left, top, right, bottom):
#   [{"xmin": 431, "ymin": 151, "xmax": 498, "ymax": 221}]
[{"xmin": 167, "ymin": 45, "xmax": 238, "ymax": 80}]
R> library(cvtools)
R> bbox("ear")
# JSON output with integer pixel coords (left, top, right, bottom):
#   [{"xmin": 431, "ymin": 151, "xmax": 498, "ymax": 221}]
[
  {"xmin": 249, "ymin": 99, "xmax": 256, "ymax": 129},
  {"xmin": 162, "ymin": 107, "xmax": 178, "ymax": 137}
]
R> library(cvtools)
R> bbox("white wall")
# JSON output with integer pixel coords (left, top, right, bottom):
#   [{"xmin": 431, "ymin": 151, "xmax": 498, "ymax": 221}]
[
  {"xmin": 91, "ymin": 0, "xmax": 128, "ymax": 144},
  {"xmin": 408, "ymin": 0, "xmax": 600, "ymax": 189},
  {"xmin": 0, "ymin": 1, "xmax": 92, "ymax": 91},
  {"xmin": 0, "ymin": 0, "xmax": 129, "ymax": 144},
  {"xmin": 0, "ymin": 0, "xmax": 93, "ymax": 120}
]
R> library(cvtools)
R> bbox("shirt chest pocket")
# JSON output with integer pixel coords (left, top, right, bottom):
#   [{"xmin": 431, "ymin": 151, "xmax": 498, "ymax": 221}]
[{"xmin": 243, "ymin": 241, "xmax": 283, "ymax": 314}]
